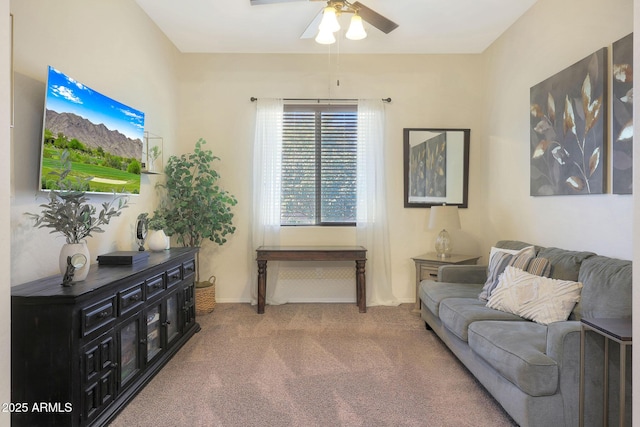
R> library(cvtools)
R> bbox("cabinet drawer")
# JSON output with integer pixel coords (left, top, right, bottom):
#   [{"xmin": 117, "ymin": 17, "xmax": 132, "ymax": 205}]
[
  {"xmin": 118, "ymin": 283, "xmax": 143, "ymax": 317},
  {"xmin": 419, "ymin": 265, "xmax": 440, "ymax": 281},
  {"xmin": 82, "ymin": 297, "xmax": 116, "ymax": 337},
  {"xmin": 183, "ymin": 259, "xmax": 196, "ymax": 280},
  {"xmin": 145, "ymin": 274, "xmax": 165, "ymax": 300},
  {"xmin": 166, "ymin": 266, "xmax": 182, "ymax": 288}
]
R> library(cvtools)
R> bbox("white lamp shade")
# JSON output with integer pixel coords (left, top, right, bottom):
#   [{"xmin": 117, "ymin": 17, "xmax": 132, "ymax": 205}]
[
  {"xmin": 346, "ymin": 15, "xmax": 367, "ymax": 40},
  {"xmin": 315, "ymin": 28, "xmax": 336, "ymax": 45},
  {"xmin": 428, "ymin": 205, "xmax": 461, "ymax": 231},
  {"xmin": 319, "ymin": 6, "xmax": 340, "ymax": 33}
]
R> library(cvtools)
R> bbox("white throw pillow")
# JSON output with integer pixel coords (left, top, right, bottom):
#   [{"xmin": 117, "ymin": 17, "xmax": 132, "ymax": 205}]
[{"xmin": 487, "ymin": 266, "xmax": 583, "ymax": 325}]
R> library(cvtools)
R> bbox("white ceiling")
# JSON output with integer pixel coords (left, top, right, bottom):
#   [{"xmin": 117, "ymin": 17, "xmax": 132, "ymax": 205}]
[{"xmin": 135, "ymin": 0, "xmax": 538, "ymax": 54}]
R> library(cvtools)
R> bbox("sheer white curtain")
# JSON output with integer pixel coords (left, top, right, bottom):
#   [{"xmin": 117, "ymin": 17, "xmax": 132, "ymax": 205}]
[
  {"xmin": 356, "ymin": 99, "xmax": 398, "ymax": 306},
  {"xmin": 251, "ymin": 98, "xmax": 285, "ymax": 305}
]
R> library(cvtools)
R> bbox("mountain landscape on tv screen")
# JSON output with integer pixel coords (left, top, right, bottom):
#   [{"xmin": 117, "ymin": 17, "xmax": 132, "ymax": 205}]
[
  {"xmin": 45, "ymin": 109, "xmax": 142, "ymax": 159},
  {"xmin": 39, "ymin": 66, "xmax": 145, "ymax": 195}
]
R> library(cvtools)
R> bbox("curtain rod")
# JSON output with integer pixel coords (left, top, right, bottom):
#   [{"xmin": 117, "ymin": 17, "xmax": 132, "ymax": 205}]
[{"xmin": 250, "ymin": 97, "xmax": 391, "ymax": 103}]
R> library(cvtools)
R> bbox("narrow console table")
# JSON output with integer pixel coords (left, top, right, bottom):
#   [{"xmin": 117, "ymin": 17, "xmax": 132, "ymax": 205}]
[
  {"xmin": 579, "ymin": 317, "xmax": 632, "ymax": 427},
  {"xmin": 256, "ymin": 246, "xmax": 367, "ymax": 314},
  {"xmin": 11, "ymin": 248, "xmax": 199, "ymax": 427}
]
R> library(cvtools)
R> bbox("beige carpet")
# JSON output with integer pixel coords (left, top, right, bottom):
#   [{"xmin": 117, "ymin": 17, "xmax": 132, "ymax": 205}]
[{"xmin": 109, "ymin": 303, "xmax": 517, "ymax": 427}]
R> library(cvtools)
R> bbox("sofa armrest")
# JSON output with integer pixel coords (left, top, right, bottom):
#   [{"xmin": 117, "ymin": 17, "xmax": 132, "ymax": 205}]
[
  {"xmin": 546, "ymin": 321, "xmax": 581, "ymax": 360},
  {"xmin": 546, "ymin": 321, "xmax": 582, "ymax": 425},
  {"xmin": 438, "ymin": 264, "xmax": 487, "ymax": 284}
]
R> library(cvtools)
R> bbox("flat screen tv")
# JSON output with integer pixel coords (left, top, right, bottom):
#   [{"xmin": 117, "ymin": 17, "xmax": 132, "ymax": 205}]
[{"xmin": 39, "ymin": 66, "xmax": 145, "ymax": 195}]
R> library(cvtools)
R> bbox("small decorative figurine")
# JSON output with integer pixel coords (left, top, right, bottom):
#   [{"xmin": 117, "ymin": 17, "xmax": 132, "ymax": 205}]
[
  {"xmin": 136, "ymin": 213, "xmax": 149, "ymax": 251},
  {"xmin": 61, "ymin": 253, "xmax": 87, "ymax": 287}
]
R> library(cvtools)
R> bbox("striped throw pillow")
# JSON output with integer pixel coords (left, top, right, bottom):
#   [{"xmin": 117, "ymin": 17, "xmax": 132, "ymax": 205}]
[
  {"xmin": 526, "ymin": 257, "xmax": 552, "ymax": 277},
  {"xmin": 479, "ymin": 254, "xmax": 553, "ymax": 301},
  {"xmin": 478, "ymin": 246, "xmax": 536, "ymax": 300}
]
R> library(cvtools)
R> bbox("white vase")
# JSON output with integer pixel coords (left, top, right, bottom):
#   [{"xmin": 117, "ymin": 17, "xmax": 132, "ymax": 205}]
[
  {"xmin": 148, "ymin": 230, "xmax": 170, "ymax": 251},
  {"xmin": 59, "ymin": 242, "xmax": 90, "ymax": 282}
]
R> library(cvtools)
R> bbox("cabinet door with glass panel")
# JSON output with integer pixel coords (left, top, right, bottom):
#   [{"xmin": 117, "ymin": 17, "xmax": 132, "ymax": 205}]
[
  {"xmin": 145, "ymin": 288, "xmax": 181, "ymax": 364},
  {"xmin": 117, "ymin": 313, "xmax": 144, "ymax": 391},
  {"xmin": 181, "ymin": 282, "xmax": 196, "ymax": 333}
]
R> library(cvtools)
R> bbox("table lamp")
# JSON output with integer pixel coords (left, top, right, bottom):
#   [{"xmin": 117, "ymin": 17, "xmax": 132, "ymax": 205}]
[{"xmin": 428, "ymin": 205, "xmax": 461, "ymax": 258}]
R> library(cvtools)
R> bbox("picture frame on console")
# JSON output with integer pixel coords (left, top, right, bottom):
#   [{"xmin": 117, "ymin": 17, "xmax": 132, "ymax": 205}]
[{"xmin": 403, "ymin": 128, "xmax": 470, "ymax": 208}]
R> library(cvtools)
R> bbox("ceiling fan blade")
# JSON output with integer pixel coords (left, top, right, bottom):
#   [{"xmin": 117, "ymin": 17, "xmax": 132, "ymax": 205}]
[
  {"xmin": 300, "ymin": 9, "xmax": 323, "ymax": 39},
  {"xmin": 352, "ymin": 1, "xmax": 398, "ymax": 34}
]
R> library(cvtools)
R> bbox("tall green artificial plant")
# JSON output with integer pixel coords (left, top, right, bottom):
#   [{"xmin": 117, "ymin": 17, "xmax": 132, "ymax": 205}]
[{"xmin": 150, "ymin": 138, "xmax": 237, "ymax": 284}]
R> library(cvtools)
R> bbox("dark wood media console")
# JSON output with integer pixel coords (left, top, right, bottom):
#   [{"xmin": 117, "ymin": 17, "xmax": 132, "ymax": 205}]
[{"xmin": 11, "ymin": 247, "xmax": 199, "ymax": 427}]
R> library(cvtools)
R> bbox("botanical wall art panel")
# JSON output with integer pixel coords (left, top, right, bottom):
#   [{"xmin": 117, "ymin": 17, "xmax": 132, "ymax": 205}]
[
  {"xmin": 403, "ymin": 128, "xmax": 469, "ymax": 207},
  {"xmin": 612, "ymin": 33, "xmax": 633, "ymax": 194},
  {"xmin": 410, "ymin": 132, "xmax": 447, "ymax": 199},
  {"xmin": 530, "ymin": 48, "xmax": 607, "ymax": 196}
]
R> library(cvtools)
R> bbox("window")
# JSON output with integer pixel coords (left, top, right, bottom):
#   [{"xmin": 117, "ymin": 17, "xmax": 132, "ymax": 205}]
[{"xmin": 281, "ymin": 104, "xmax": 357, "ymax": 226}]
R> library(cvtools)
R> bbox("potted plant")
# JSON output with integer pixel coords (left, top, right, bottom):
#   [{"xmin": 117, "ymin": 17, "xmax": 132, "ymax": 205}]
[
  {"xmin": 25, "ymin": 150, "xmax": 129, "ymax": 281},
  {"xmin": 146, "ymin": 213, "xmax": 170, "ymax": 251},
  {"xmin": 148, "ymin": 138, "xmax": 237, "ymax": 312}
]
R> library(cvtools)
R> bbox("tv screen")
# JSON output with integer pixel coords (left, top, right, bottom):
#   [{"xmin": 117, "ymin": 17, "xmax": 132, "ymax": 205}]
[{"xmin": 39, "ymin": 66, "xmax": 145, "ymax": 195}]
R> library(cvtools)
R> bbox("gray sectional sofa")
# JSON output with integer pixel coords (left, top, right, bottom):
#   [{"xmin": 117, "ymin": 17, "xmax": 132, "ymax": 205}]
[{"xmin": 419, "ymin": 240, "xmax": 632, "ymax": 427}]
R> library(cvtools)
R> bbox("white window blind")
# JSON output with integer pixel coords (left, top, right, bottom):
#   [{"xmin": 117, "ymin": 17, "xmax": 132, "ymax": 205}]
[{"xmin": 281, "ymin": 104, "xmax": 357, "ymax": 225}]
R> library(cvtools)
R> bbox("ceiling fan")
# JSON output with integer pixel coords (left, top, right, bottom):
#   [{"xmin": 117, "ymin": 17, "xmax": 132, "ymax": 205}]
[{"xmin": 250, "ymin": 0, "xmax": 399, "ymax": 43}]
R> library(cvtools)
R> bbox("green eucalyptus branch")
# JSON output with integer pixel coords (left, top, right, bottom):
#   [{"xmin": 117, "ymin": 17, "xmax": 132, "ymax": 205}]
[{"xmin": 25, "ymin": 150, "xmax": 129, "ymax": 244}]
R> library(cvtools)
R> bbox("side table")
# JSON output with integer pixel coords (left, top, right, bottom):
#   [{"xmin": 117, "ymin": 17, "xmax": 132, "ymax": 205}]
[
  {"xmin": 411, "ymin": 253, "xmax": 480, "ymax": 311},
  {"xmin": 579, "ymin": 317, "xmax": 632, "ymax": 427}
]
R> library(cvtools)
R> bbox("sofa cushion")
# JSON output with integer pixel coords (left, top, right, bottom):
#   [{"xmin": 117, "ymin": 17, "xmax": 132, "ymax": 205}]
[
  {"xmin": 468, "ymin": 321, "xmax": 559, "ymax": 397},
  {"xmin": 438, "ymin": 298, "xmax": 523, "ymax": 341},
  {"xmin": 573, "ymin": 255, "xmax": 632, "ymax": 320},
  {"xmin": 494, "ymin": 240, "xmax": 540, "ymax": 252},
  {"xmin": 486, "ymin": 266, "xmax": 583, "ymax": 325},
  {"xmin": 536, "ymin": 247, "xmax": 595, "ymax": 280},
  {"xmin": 420, "ymin": 281, "xmax": 483, "ymax": 317}
]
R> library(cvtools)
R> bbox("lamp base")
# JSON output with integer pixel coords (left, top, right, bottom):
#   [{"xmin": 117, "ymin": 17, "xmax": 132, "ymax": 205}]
[{"xmin": 435, "ymin": 229, "xmax": 452, "ymax": 258}]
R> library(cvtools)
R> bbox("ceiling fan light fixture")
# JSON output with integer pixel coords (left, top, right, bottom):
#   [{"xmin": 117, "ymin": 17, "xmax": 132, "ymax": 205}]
[
  {"xmin": 345, "ymin": 14, "xmax": 366, "ymax": 40},
  {"xmin": 315, "ymin": 27, "xmax": 337, "ymax": 44},
  {"xmin": 319, "ymin": 6, "xmax": 340, "ymax": 33}
]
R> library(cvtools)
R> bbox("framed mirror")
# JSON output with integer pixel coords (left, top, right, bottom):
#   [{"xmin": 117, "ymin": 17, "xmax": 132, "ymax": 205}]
[{"xmin": 403, "ymin": 128, "xmax": 470, "ymax": 208}]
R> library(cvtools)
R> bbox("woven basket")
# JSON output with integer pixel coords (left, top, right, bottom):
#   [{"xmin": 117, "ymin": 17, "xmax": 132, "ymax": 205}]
[{"xmin": 195, "ymin": 275, "xmax": 216, "ymax": 315}]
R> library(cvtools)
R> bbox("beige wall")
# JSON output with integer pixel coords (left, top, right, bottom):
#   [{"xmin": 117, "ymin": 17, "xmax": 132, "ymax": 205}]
[
  {"xmin": 176, "ymin": 53, "xmax": 486, "ymax": 303},
  {"xmin": 10, "ymin": 0, "xmax": 633, "ymax": 302},
  {"xmin": 9, "ymin": 0, "xmax": 181, "ymax": 285},
  {"xmin": 481, "ymin": 0, "xmax": 634, "ymax": 257},
  {"xmin": 177, "ymin": 0, "xmax": 634, "ymax": 303}
]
